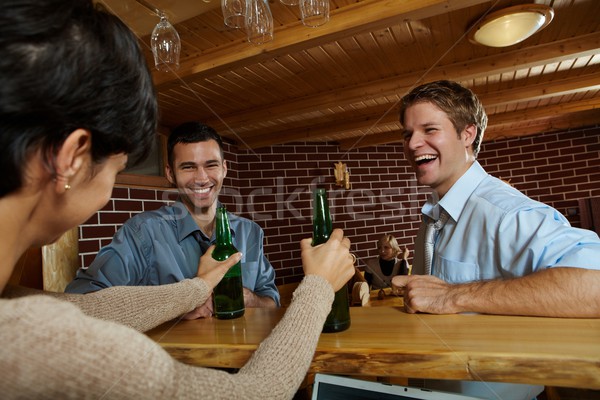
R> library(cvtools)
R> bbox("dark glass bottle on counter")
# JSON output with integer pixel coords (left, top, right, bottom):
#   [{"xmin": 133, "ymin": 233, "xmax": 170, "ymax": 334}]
[
  {"xmin": 312, "ymin": 188, "xmax": 351, "ymax": 333},
  {"xmin": 212, "ymin": 206, "xmax": 245, "ymax": 319}
]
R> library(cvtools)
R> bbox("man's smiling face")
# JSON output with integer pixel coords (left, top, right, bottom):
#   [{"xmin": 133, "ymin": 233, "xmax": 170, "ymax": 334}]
[
  {"xmin": 402, "ymin": 101, "xmax": 475, "ymax": 198},
  {"xmin": 166, "ymin": 139, "xmax": 227, "ymax": 214}
]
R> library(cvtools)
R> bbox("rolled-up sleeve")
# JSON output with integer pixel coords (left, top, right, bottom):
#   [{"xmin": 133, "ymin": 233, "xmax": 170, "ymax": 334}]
[
  {"xmin": 65, "ymin": 225, "xmax": 149, "ymax": 294},
  {"xmin": 232, "ymin": 216, "xmax": 280, "ymax": 306}
]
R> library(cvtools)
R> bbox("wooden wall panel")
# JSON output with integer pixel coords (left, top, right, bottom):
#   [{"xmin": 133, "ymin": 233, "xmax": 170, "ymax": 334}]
[{"xmin": 42, "ymin": 227, "xmax": 79, "ymax": 293}]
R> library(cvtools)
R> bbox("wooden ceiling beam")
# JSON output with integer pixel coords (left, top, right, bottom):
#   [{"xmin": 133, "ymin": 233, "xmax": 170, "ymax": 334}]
[
  {"xmin": 338, "ymin": 104, "xmax": 600, "ymax": 150},
  {"xmin": 235, "ymin": 104, "xmax": 396, "ymax": 140},
  {"xmin": 482, "ymin": 73, "xmax": 600, "ymax": 108},
  {"xmin": 484, "ymin": 110, "xmax": 600, "ymax": 141},
  {"xmin": 488, "ymin": 97, "xmax": 600, "ymax": 126},
  {"xmin": 338, "ymin": 109, "xmax": 600, "ymax": 150},
  {"xmin": 338, "ymin": 132, "xmax": 403, "ymax": 151},
  {"xmin": 241, "ymin": 70, "xmax": 600, "ymax": 149},
  {"xmin": 151, "ymin": 0, "xmax": 490, "ymax": 88},
  {"xmin": 208, "ymin": 32, "xmax": 600, "ymax": 133}
]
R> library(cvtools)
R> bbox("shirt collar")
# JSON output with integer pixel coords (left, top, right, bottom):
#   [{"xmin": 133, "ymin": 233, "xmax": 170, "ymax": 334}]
[
  {"xmin": 173, "ymin": 201, "xmax": 203, "ymax": 243},
  {"xmin": 422, "ymin": 161, "xmax": 487, "ymax": 222},
  {"xmin": 174, "ymin": 200, "xmax": 237, "ymax": 243}
]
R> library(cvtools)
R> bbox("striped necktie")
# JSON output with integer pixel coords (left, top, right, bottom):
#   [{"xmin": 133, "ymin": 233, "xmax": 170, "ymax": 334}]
[{"xmin": 423, "ymin": 210, "xmax": 449, "ymax": 275}]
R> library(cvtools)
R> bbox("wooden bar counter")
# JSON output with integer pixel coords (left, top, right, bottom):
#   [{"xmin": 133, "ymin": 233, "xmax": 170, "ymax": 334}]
[{"xmin": 146, "ymin": 292, "xmax": 600, "ymax": 389}]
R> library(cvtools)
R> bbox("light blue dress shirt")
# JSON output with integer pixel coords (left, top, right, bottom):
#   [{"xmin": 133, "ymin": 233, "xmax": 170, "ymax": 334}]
[
  {"xmin": 412, "ymin": 161, "xmax": 600, "ymax": 400},
  {"xmin": 66, "ymin": 201, "xmax": 280, "ymax": 306},
  {"xmin": 412, "ymin": 161, "xmax": 600, "ymax": 279}
]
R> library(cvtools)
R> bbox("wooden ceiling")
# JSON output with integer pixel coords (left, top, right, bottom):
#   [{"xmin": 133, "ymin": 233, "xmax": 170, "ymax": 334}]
[{"xmin": 101, "ymin": 0, "xmax": 600, "ymax": 150}]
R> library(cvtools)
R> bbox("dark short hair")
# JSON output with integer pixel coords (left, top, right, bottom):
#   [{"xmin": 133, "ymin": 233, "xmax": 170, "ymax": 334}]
[
  {"xmin": 0, "ymin": 0, "xmax": 157, "ymax": 197},
  {"xmin": 167, "ymin": 122, "xmax": 225, "ymax": 168},
  {"xmin": 399, "ymin": 80, "xmax": 487, "ymax": 157}
]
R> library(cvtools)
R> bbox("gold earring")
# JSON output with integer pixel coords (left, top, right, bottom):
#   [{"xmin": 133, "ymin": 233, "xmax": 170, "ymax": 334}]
[{"xmin": 64, "ymin": 183, "xmax": 71, "ymax": 190}]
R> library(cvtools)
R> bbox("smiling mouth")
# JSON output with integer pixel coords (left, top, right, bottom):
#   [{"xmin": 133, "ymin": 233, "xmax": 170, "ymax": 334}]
[
  {"xmin": 415, "ymin": 154, "xmax": 438, "ymax": 166},
  {"xmin": 192, "ymin": 187, "xmax": 211, "ymax": 194}
]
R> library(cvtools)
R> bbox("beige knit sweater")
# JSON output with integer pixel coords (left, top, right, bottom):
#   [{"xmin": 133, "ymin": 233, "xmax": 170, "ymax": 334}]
[{"xmin": 0, "ymin": 275, "xmax": 333, "ymax": 399}]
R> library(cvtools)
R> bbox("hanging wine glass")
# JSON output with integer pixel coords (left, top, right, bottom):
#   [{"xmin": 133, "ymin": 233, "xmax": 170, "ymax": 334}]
[
  {"xmin": 300, "ymin": 0, "xmax": 329, "ymax": 27},
  {"xmin": 222, "ymin": 0, "xmax": 247, "ymax": 29},
  {"xmin": 246, "ymin": 0, "xmax": 274, "ymax": 45},
  {"xmin": 280, "ymin": 0, "xmax": 299, "ymax": 5},
  {"xmin": 150, "ymin": 12, "xmax": 181, "ymax": 72}
]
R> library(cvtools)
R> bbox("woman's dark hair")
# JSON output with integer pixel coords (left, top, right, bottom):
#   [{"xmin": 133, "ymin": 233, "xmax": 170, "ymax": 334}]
[
  {"xmin": 0, "ymin": 0, "xmax": 157, "ymax": 197},
  {"xmin": 167, "ymin": 122, "xmax": 225, "ymax": 168}
]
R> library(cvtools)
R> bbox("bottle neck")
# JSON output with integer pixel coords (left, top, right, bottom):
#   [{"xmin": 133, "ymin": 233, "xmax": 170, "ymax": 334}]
[
  {"xmin": 215, "ymin": 207, "xmax": 233, "ymax": 247},
  {"xmin": 312, "ymin": 190, "xmax": 332, "ymax": 245}
]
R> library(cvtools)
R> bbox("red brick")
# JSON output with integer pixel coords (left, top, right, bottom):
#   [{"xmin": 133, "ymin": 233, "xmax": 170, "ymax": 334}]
[
  {"xmin": 78, "ymin": 239, "xmax": 101, "ymax": 254},
  {"xmin": 81, "ymin": 225, "xmax": 117, "ymax": 239},
  {"xmin": 111, "ymin": 187, "xmax": 129, "ymax": 198},
  {"xmin": 129, "ymin": 188, "xmax": 156, "ymax": 200},
  {"xmin": 578, "ymin": 182, "xmax": 600, "ymax": 191},
  {"xmin": 99, "ymin": 212, "xmax": 132, "ymax": 225},
  {"xmin": 143, "ymin": 201, "xmax": 169, "ymax": 211},
  {"xmin": 113, "ymin": 200, "xmax": 143, "ymax": 212},
  {"xmin": 520, "ymin": 144, "xmax": 547, "ymax": 154}
]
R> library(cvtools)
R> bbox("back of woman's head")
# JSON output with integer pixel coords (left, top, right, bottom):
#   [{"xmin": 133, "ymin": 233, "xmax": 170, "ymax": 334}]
[{"xmin": 0, "ymin": 0, "xmax": 157, "ymax": 197}]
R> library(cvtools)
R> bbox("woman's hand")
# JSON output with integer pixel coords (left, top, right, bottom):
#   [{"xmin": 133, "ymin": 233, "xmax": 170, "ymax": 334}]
[
  {"xmin": 300, "ymin": 228, "xmax": 355, "ymax": 291},
  {"xmin": 196, "ymin": 245, "xmax": 242, "ymax": 290}
]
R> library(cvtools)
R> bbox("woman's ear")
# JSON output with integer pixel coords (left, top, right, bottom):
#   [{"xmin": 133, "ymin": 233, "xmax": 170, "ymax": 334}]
[{"xmin": 54, "ymin": 129, "xmax": 92, "ymax": 193}]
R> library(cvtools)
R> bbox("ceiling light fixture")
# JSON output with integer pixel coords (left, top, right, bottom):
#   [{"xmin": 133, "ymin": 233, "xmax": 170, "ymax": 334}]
[
  {"xmin": 135, "ymin": 0, "xmax": 181, "ymax": 72},
  {"xmin": 468, "ymin": 4, "xmax": 554, "ymax": 48}
]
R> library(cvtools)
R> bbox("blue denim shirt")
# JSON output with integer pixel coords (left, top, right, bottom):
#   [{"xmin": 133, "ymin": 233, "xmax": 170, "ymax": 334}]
[{"xmin": 66, "ymin": 201, "xmax": 280, "ymax": 306}]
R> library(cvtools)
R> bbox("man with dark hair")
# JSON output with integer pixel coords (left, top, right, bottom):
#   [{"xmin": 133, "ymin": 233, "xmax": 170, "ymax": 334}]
[{"xmin": 67, "ymin": 122, "xmax": 279, "ymax": 316}]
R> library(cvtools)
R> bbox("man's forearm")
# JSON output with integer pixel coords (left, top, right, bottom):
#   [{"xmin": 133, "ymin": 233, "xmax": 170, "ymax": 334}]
[
  {"xmin": 452, "ymin": 267, "xmax": 600, "ymax": 317},
  {"xmin": 243, "ymin": 288, "xmax": 277, "ymax": 308}
]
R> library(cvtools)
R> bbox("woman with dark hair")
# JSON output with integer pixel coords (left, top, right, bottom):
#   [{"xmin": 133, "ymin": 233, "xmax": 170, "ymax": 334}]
[{"xmin": 0, "ymin": 1, "xmax": 355, "ymax": 398}]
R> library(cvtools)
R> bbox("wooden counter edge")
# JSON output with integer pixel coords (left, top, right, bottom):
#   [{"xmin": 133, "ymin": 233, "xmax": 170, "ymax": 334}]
[{"xmin": 157, "ymin": 344, "xmax": 600, "ymax": 390}]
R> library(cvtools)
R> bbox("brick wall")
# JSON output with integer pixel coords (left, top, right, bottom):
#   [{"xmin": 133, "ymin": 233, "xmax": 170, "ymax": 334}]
[
  {"xmin": 477, "ymin": 127, "xmax": 600, "ymax": 228},
  {"xmin": 78, "ymin": 126, "xmax": 600, "ymax": 285}
]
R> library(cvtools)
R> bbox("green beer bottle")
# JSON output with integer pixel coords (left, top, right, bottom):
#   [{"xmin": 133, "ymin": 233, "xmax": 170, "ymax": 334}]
[
  {"xmin": 212, "ymin": 206, "xmax": 245, "ymax": 319},
  {"xmin": 312, "ymin": 188, "xmax": 351, "ymax": 333}
]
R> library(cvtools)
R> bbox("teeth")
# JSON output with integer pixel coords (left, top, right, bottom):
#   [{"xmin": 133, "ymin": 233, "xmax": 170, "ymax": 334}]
[
  {"xmin": 415, "ymin": 154, "xmax": 437, "ymax": 162},
  {"xmin": 193, "ymin": 188, "xmax": 210, "ymax": 194}
]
